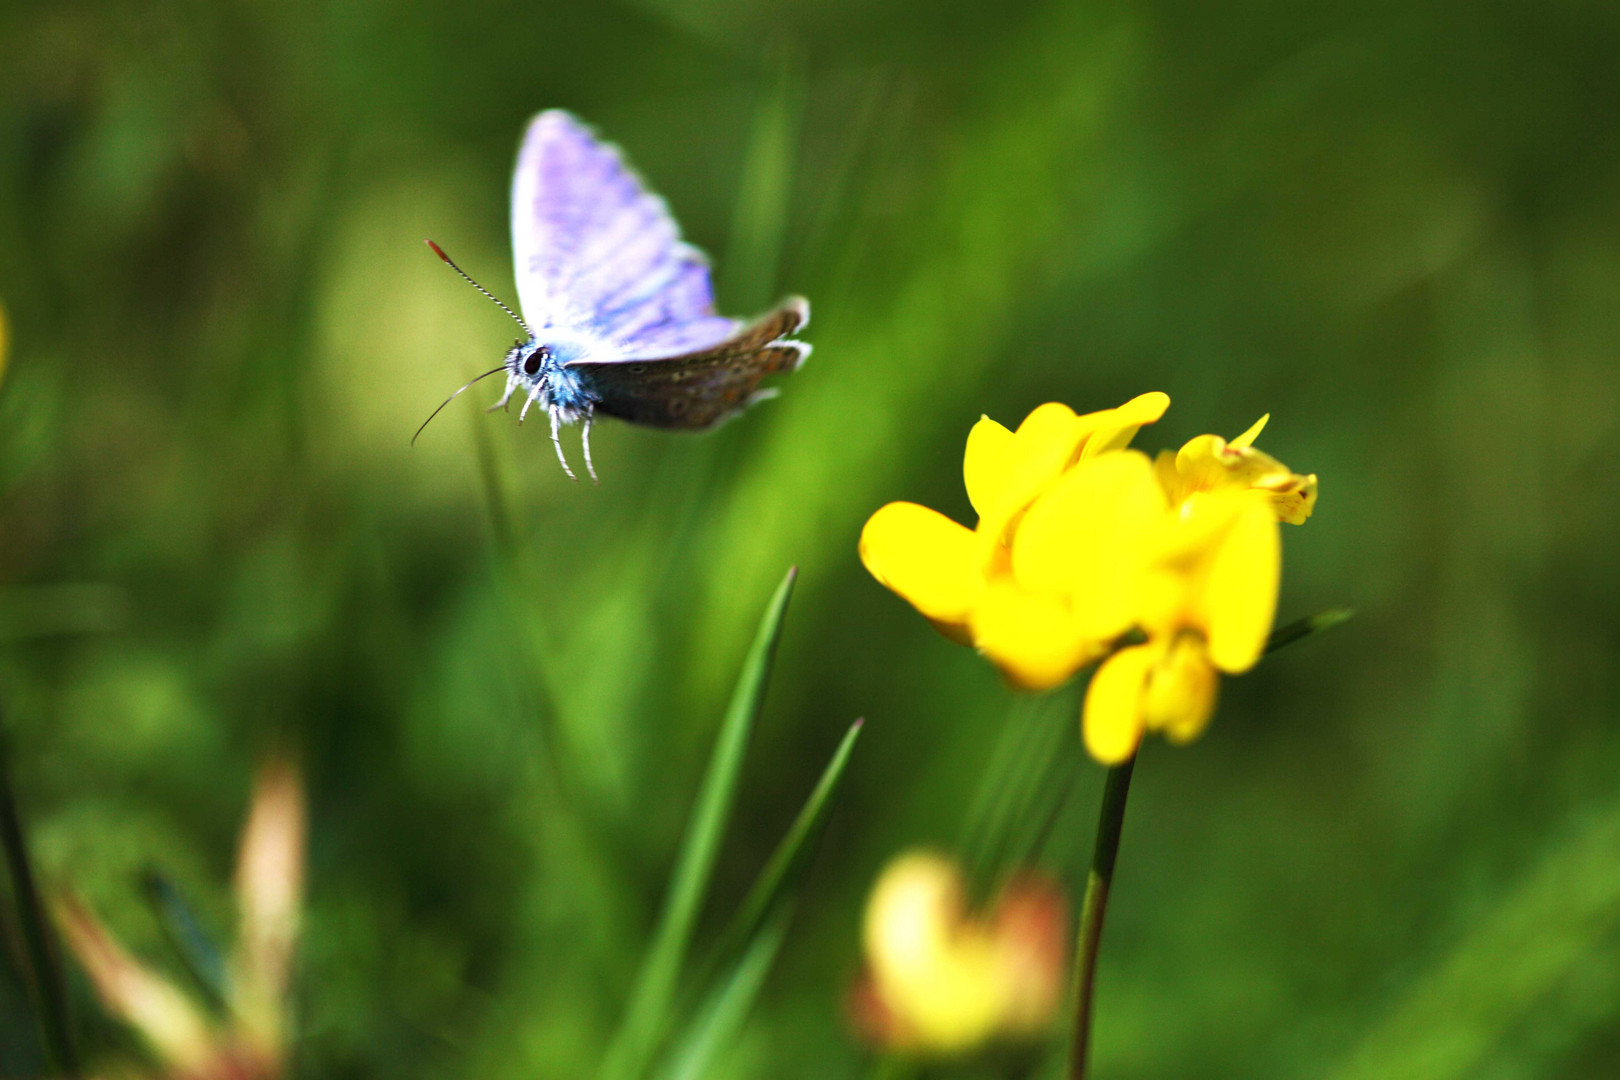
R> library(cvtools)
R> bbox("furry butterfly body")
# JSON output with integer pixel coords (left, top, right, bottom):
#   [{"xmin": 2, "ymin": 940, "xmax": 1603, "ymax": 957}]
[{"xmin": 430, "ymin": 110, "xmax": 810, "ymax": 480}]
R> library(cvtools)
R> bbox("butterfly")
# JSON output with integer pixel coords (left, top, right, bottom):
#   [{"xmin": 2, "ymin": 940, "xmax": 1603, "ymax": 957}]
[{"xmin": 418, "ymin": 110, "xmax": 810, "ymax": 481}]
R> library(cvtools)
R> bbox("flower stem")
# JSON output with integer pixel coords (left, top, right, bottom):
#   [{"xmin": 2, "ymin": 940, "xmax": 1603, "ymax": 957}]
[{"xmin": 1067, "ymin": 755, "xmax": 1135, "ymax": 1080}]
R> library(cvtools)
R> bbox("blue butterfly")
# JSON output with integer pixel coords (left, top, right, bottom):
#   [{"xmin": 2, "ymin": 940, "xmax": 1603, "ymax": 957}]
[{"xmin": 419, "ymin": 110, "xmax": 811, "ymax": 481}]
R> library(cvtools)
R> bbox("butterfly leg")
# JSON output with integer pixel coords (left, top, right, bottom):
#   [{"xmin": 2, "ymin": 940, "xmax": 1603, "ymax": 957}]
[
  {"xmin": 580, "ymin": 409, "xmax": 599, "ymax": 485},
  {"xmin": 486, "ymin": 376, "xmax": 518, "ymax": 413},
  {"xmin": 549, "ymin": 407, "xmax": 578, "ymax": 482},
  {"xmin": 518, "ymin": 380, "xmax": 545, "ymax": 424}
]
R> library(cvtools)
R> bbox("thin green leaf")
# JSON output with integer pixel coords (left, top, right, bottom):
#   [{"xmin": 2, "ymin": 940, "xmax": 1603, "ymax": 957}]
[
  {"xmin": 658, "ymin": 912, "xmax": 790, "ymax": 1080},
  {"xmin": 597, "ymin": 566, "xmax": 798, "ymax": 1080},
  {"xmin": 959, "ymin": 696, "xmax": 1047, "ymax": 884},
  {"xmin": 703, "ymin": 717, "xmax": 863, "ymax": 978},
  {"xmin": 962, "ymin": 694, "xmax": 1073, "ymax": 896},
  {"xmin": 0, "ymin": 708, "xmax": 79, "ymax": 1075},
  {"xmin": 140, "ymin": 870, "xmax": 228, "ymax": 1010},
  {"xmin": 473, "ymin": 413, "xmax": 573, "ymax": 810},
  {"xmin": 1265, "ymin": 607, "xmax": 1353, "ymax": 656}
]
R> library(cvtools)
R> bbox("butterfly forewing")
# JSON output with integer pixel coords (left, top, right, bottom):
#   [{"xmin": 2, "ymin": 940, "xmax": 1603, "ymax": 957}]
[{"xmin": 510, "ymin": 111, "xmax": 738, "ymax": 353}]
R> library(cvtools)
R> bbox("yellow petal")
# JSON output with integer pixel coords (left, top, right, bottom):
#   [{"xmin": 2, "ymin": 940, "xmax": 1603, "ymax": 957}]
[
  {"xmin": 1256, "ymin": 470, "xmax": 1319, "ymax": 525},
  {"xmin": 1012, "ymin": 450, "xmax": 1166, "ymax": 640},
  {"xmin": 1082, "ymin": 644, "xmax": 1156, "ymax": 765},
  {"xmin": 963, "ymin": 415, "xmax": 1015, "ymax": 518},
  {"xmin": 1014, "ymin": 401, "xmax": 1082, "ymax": 442},
  {"xmin": 975, "ymin": 404, "xmax": 1086, "ymax": 549},
  {"xmin": 1151, "ymin": 448, "xmax": 1183, "ymax": 504},
  {"xmin": 1137, "ymin": 491, "xmax": 1251, "ymax": 638},
  {"xmin": 860, "ymin": 502, "xmax": 985, "ymax": 629},
  {"xmin": 1169, "ymin": 434, "xmax": 1234, "ymax": 496},
  {"xmin": 1198, "ymin": 494, "xmax": 1280, "ymax": 673},
  {"xmin": 1131, "ymin": 562, "xmax": 1190, "ymax": 639},
  {"xmin": 1141, "ymin": 635, "xmax": 1219, "ymax": 743},
  {"xmin": 969, "ymin": 396, "xmax": 1171, "ymax": 554},
  {"xmin": 1229, "ymin": 413, "xmax": 1269, "ymax": 450},
  {"xmin": 1078, "ymin": 391, "xmax": 1171, "ymax": 460},
  {"xmin": 971, "ymin": 581, "xmax": 1100, "ymax": 691}
]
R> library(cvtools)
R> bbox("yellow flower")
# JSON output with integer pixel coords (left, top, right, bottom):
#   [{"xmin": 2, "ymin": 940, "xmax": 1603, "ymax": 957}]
[
  {"xmin": 859, "ymin": 393, "xmax": 1170, "ymax": 689},
  {"xmin": 851, "ymin": 851, "xmax": 1066, "ymax": 1054},
  {"xmin": 861, "ymin": 400, "xmax": 1318, "ymax": 765}
]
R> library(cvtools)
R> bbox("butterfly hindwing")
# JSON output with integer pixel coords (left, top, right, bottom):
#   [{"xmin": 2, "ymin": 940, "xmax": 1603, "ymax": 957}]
[{"xmin": 570, "ymin": 298, "xmax": 810, "ymax": 429}]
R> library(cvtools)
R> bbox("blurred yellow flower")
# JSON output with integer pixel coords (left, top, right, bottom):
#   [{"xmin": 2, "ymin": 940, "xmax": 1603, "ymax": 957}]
[
  {"xmin": 859, "ymin": 393, "xmax": 1169, "ymax": 689},
  {"xmin": 851, "ymin": 851, "xmax": 1066, "ymax": 1054}
]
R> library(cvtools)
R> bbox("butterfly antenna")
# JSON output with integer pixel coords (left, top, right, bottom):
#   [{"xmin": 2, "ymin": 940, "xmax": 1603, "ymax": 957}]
[
  {"xmin": 412, "ymin": 365, "xmax": 508, "ymax": 446},
  {"xmin": 425, "ymin": 240, "xmax": 531, "ymax": 336}
]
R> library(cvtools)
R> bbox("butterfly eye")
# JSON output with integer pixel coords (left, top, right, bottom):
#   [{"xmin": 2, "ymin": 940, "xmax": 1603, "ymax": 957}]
[{"xmin": 524, "ymin": 345, "xmax": 551, "ymax": 377}]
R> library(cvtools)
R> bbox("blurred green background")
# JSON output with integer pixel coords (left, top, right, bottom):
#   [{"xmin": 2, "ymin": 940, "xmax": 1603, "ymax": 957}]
[{"xmin": 3, "ymin": 0, "xmax": 1620, "ymax": 1075}]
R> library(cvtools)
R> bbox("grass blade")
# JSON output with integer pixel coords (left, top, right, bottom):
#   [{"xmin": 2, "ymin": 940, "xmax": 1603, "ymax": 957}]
[
  {"xmin": 703, "ymin": 717, "xmax": 863, "ymax": 979},
  {"xmin": 0, "ymin": 706, "xmax": 79, "ymax": 1076},
  {"xmin": 597, "ymin": 566, "xmax": 798, "ymax": 1080},
  {"xmin": 1265, "ymin": 607, "xmax": 1353, "ymax": 656},
  {"xmin": 658, "ymin": 912, "xmax": 790, "ymax": 1080}
]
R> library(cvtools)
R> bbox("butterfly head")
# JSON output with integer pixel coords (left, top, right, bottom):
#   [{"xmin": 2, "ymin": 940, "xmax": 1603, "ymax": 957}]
[{"xmin": 498, "ymin": 335, "xmax": 599, "ymax": 423}]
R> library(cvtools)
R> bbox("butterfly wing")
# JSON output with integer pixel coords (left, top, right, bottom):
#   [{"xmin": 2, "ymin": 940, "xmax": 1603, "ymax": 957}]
[
  {"xmin": 569, "ymin": 297, "xmax": 810, "ymax": 429},
  {"xmin": 510, "ymin": 110, "xmax": 739, "ymax": 352}
]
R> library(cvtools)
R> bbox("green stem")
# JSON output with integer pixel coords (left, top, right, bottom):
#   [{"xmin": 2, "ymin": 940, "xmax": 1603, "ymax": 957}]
[
  {"xmin": 0, "ymin": 713, "xmax": 78, "ymax": 1076},
  {"xmin": 1067, "ymin": 756, "xmax": 1135, "ymax": 1080}
]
